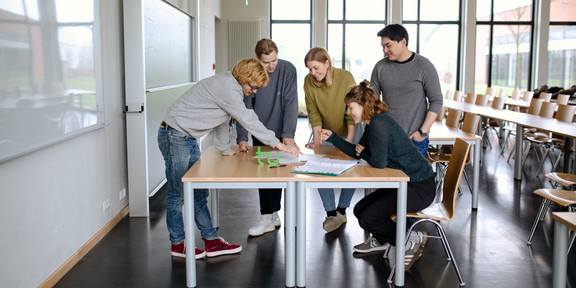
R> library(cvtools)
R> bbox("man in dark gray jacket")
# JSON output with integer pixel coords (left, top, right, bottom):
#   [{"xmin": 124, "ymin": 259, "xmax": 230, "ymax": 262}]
[{"xmin": 236, "ymin": 39, "xmax": 299, "ymax": 236}]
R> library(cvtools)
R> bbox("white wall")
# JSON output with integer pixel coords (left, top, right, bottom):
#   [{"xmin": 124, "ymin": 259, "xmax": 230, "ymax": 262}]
[{"xmin": 0, "ymin": 0, "xmax": 224, "ymax": 286}]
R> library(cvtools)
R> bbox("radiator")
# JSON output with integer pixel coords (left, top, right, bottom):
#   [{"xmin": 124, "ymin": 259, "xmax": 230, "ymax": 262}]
[{"xmin": 228, "ymin": 19, "xmax": 265, "ymax": 69}]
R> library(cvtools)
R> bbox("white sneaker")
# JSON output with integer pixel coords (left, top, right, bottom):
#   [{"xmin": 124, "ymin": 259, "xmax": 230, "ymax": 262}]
[
  {"xmin": 248, "ymin": 214, "xmax": 276, "ymax": 236},
  {"xmin": 272, "ymin": 211, "xmax": 281, "ymax": 227}
]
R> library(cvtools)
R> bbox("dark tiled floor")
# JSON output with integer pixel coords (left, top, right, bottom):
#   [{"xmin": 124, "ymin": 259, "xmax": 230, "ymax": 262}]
[{"xmin": 54, "ymin": 123, "xmax": 576, "ymax": 288}]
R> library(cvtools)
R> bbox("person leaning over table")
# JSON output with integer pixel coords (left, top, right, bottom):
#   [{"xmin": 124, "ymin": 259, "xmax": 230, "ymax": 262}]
[
  {"xmin": 158, "ymin": 58, "xmax": 302, "ymax": 260},
  {"xmin": 320, "ymin": 80, "xmax": 435, "ymax": 269},
  {"xmin": 303, "ymin": 47, "xmax": 363, "ymax": 233},
  {"xmin": 370, "ymin": 24, "xmax": 443, "ymax": 157},
  {"xmin": 236, "ymin": 38, "xmax": 299, "ymax": 237}
]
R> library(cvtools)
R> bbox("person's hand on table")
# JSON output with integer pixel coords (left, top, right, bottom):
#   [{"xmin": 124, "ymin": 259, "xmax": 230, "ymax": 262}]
[
  {"xmin": 238, "ymin": 141, "xmax": 250, "ymax": 153},
  {"xmin": 276, "ymin": 142, "xmax": 303, "ymax": 158},
  {"xmin": 355, "ymin": 144, "xmax": 365, "ymax": 157}
]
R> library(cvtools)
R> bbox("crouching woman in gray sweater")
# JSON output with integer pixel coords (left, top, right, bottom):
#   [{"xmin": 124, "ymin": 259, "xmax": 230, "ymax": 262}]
[{"xmin": 320, "ymin": 80, "xmax": 435, "ymax": 268}]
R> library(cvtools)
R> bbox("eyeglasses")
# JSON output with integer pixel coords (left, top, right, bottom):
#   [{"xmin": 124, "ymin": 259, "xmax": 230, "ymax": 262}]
[{"xmin": 247, "ymin": 83, "xmax": 259, "ymax": 92}]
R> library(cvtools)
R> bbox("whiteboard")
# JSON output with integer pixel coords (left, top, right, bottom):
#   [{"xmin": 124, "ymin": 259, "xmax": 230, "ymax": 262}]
[
  {"xmin": 0, "ymin": 0, "xmax": 104, "ymax": 162},
  {"xmin": 144, "ymin": 0, "xmax": 194, "ymax": 88}
]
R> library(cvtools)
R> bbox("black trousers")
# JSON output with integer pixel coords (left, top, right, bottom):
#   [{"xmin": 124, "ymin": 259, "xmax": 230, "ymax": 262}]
[
  {"xmin": 253, "ymin": 137, "xmax": 282, "ymax": 214},
  {"xmin": 353, "ymin": 176, "xmax": 436, "ymax": 246}
]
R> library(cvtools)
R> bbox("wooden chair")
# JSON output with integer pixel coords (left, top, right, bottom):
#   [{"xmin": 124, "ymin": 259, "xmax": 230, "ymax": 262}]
[
  {"xmin": 557, "ymin": 94, "xmax": 571, "ymax": 105},
  {"xmin": 464, "ymin": 93, "xmax": 477, "ymax": 104},
  {"xmin": 503, "ymin": 98, "xmax": 544, "ymax": 160},
  {"xmin": 387, "ymin": 138, "xmax": 471, "ymax": 286},
  {"xmin": 475, "ymin": 94, "xmax": 490, "ymax": 106},
  {"xmin": 483, "ymin": 96, "xmax": 506, "ymax": 149},
  {"xmin": 522, "ymin": 90, "xmax": 534, "ymax": 102},
  {"xmin": 522, "ymin": 104, "xmax": 574, "ymax": 175},
  {"xmin": 540, "ymin": 92, "xmax": 553, "ymax": 102},
  {"xmin": 453, "ymin": 91, "xmax": 464, "ymax": 102},
  {"xmin": 428, "ymin": 113, "xmax": 479, "ymax": 195},
  {"xmin": 527, "ymin": 188, "xmax": 576, "ymax": 251},
  {"xmin": 521, "ymin": 102, "xmax": 558, "ymax": 172}
]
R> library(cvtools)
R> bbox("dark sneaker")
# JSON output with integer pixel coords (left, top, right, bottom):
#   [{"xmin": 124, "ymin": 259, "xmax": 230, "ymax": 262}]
[
  {"xmin": 353, "ymin": 236, "xmax": 391, "ymax": 254},
  {"xmin": 171, "ymin": 241, "xmax": 206, "ymax": 259},
  {"xmin": 409, "ymin": 231, "xmax": 430, "ymax": 258},
  {"xmin": 203, "ymin": 237, "xmax": 242, "ymax": 257},
  {"xmin": 404, "ymin": 240, "xmax": 422, "ymax": 270}
]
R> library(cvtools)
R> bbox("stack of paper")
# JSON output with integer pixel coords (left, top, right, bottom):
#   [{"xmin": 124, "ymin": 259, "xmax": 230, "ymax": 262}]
[{"xmin": 292, "ymin": 158, "xmax": 358, "ymax": 176}]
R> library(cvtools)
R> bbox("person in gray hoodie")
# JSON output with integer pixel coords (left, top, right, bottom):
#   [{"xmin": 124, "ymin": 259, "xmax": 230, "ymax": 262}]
[{"xmin": 158, "ymin": 58, "xmax": 302, "ymax": 259}]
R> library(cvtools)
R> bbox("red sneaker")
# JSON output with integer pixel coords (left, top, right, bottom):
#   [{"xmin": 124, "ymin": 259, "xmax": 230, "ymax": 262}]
[
  {"xmin": 171, "ymin": 241, "xmax": 206, "ymax": 259},
  {"xmin": 203, "ymin": 237, "xmax": 242, "ymax": 257}
]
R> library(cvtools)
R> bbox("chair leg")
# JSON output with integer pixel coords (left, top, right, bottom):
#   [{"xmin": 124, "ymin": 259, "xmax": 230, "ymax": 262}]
[
  {"xmin": 433, "ymin": 220, "xmax": 465, "ymax": 286},
  {"xmin": 387, "ymin": 219, "xmax": 465, "ymax": 287},
  {"xmin": 527, "ymin": 199, "xmax": 551, "ymax": 245},
  {"xmin": 506, "ymin": 144, "xmax": 516, "ymax": 163}
]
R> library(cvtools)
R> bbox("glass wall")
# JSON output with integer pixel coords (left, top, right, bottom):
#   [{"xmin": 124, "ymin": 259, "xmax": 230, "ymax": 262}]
[
  {"xmin": 476, "ymin": 0, "xmax": 533, "ymax": 95},
  {"xmin": 270, "ymin": 0, "xmax": 312, "ymax": 115},
  {"xmin": 327, "ymin": 0, "xmax": 386, "ymax": 83},
  {"xmin": 402, "ymin": 0, "xmax": 461, "ymax": 94},
  {"xmin": 547, "ymin": 0, "xmax": 576, "ymax": 90}
]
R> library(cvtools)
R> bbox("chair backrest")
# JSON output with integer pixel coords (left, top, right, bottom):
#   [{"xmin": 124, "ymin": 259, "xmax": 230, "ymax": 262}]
[
  {"xmin": 511, "ymin": 89, "xmax": 521, "ymax": 100},
  {"xmin": 540, "ymin": 92, "xmax": 553, "ymax": 102},
  {"xmin": 557, "ymin": 94, "xmax": 571, "ymax": 105},
  {"xmin": 539, "ymin": 101, "xmax": 557, "ymax": 118},
  {"xmin": 464, "ymin": 93, "xmax": 477, "ymax": 104},
  {"xmin": 436, "ymin": 106, "xmax": 446, "ymax": 122},
  {"xmin": 527, "ymin": 98, "xmax": 544, "ymax": 115},
  {"xmin": 441, "ymin": 138, "xmax": 472, "ymax": 219},
  {"xmin": 461, "ymin": 113, "xmax": 481, "ymax": 134},
  {"xmin": 453, "ymin": 91, "xmax": 463, "ymax": 102},
  {"xmin": 444, "ymin": 90, "xmax": 452, "ymax": 99},
  {"xmin": 445, "ymin": 108, "xmax": 462, "ymax": 128},
  {"xmin": 522, "ymin": 91, "xmax": 534, "ymax": 101},
  {"xmin": 485, "ymin": 87, "xmax": 494, "ymax": 96},
  {"xmin": 491, "ymin": 96, "xmax": 506, "ymax": 110},
  {"xmin": 497, "ymin": 89, "xmax": 506, "ymax": 98},
  {"xmin": 475, "ymin": 94, "xmax": 490, "ymax": 106},
  {"xmin": 555, "ymin": 104, "xmax": 576, "ymax": 123}
]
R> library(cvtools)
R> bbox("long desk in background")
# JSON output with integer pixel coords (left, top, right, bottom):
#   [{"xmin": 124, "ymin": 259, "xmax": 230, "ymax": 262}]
[
  {"xmin": 429, "ymin": 121, "xmax": 483, "ymax": 209},
  {"xmin": 443, "ymin": 99, "xmax": 576, "ymax": 180},
  {"xmin": 181, "ymin": 146, "xmax": 410, "ymax": 287}
]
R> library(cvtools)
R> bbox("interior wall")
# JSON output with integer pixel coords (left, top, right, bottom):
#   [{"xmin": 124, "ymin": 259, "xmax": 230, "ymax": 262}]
[{"xmin": 0, "ymin": 0, "xmax": 127, "ymax": 286}]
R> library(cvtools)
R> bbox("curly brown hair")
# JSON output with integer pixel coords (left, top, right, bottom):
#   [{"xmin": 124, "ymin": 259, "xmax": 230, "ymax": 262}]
[
  {"xmin": 345, "ymin": 80, "xmax": 388, "ymax": 121},
  {"xmin": 231, "ymin": 58, "xmax": 269, "ymax": 87}
]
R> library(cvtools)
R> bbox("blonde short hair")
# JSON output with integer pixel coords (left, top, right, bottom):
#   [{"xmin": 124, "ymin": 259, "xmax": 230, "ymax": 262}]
[{"xmin": 232, "ymin": 58, "xmax": 269, "ymax": 87}]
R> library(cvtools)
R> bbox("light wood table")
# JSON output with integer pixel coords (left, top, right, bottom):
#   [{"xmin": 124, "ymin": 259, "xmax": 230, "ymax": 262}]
[
  {"xmin": 443, "ymin": 99, "xmax": 576, "ymax": 180},
  {"xmin": 182, "ymin": 146, "xmax": 410, "ymax": 287},
  {"xmin": 430, "ymin": 121, "xmax": 483, "ymax": 209},
  {"xmin": 551, "ymin": 212, "xmax": 576, "ymax": 288}
]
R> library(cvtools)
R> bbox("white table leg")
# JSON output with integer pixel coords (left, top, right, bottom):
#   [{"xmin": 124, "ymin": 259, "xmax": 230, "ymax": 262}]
[
  {"xmin": 513, "ymin": 124, "xmax": 524, "ymax": 180},
  {"xmin": 395, "ymin": 181, "xmax": 408, "ymax": 286},
  {"xmin": 285, "ymin": 181, "xmax": 296, "ymax": 287},
  {"xmin": 296, "ymin": 181, "xmax": 306, "ymax": 287},
  {"xmin": 210, "ymin": 189, "xmax": 219, "ymax": 228},
  {"xmin": 553, "ymin": 220, "xmax": 568, "ymax": 288},
  {"xmin": 183, "ymin": 182, "xmax": 196, "ymax": 288},
  {"xmin": 472, "ymin": 140, "xmax": 481, "ymax": 209}
]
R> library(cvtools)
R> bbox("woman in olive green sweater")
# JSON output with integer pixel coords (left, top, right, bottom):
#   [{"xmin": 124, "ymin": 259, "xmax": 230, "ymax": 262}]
[{"xmin": 303, "ymin": 47, "xmax": 360, "ymax": 233}]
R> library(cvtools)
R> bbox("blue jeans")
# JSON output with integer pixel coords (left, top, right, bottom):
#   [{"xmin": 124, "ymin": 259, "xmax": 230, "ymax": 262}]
[
  {"xmin": 318, "ymin": 124, "xmax": 362, "ymax": 211},
  {"xmin": 318, "ymin": 188, "xmax": 356, "ymax": 211},
  {"xmin": 158, "ymin": 126, "xmax": 218, "ymax": 244},
  {"xmin": 412, "ymin": 137, "xmax": 429, "ymax": 157}
]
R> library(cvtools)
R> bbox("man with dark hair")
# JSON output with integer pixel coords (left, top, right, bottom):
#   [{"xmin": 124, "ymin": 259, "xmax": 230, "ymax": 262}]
[
  {"xmin": 236, "ymin": 39, "xmax": 299, "ymax": 236},
  {"xmin": 370, "ymin": 24, "xmax": 443, "ymax": 157}
]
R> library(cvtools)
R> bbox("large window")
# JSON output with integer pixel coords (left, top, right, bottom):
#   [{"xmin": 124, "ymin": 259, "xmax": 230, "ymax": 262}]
[
  {"xmin": 0, "ymin": 0, "xmax": 102, "ymax": 162},
  {"xmin": 327, "ymin": 0, "xmax": 386, "ymax": 83},
  {"xmin": 547, "ymin": 0, "xmax": 576, "ymax": 89},
  {"xmin": 402, "ymin": 0, "xmax": 461, "ymax": 94},
  {"xmin": 476, "ymin": 0, "xmax": 533, "ymax": 95},
  {"xmin": 270, "ymin": 0, "xmax": 312, "ymax": 115}
]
